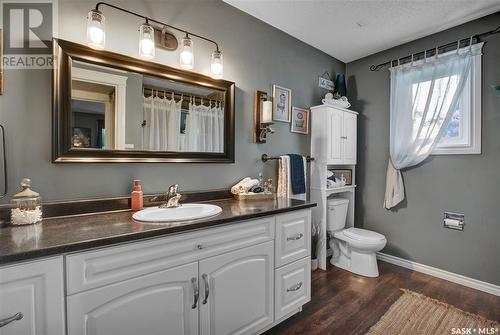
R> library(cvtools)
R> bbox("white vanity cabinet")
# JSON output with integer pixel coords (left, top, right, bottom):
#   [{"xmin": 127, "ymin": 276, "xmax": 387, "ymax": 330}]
[
  {"xmin": 199, "ymin": 241, "xmax": 274, "ymax": 335},
  {"xmin": 65, "ymin": 210, "xmax": 311, "ymax": 335},
  {"xmin": 0, "ymin": 257, "xmax": 65, "ymax": 335},
  {"xmin": 1, "ymin": 208, "xmax": 312, "ymax": 335},
  {"xmin": 311, "ymin": 104, "xmax": 358, "ymax": 165},
  {"xmin": 67, "ymin": 262, "xmax": 199, "ymax": 335}
]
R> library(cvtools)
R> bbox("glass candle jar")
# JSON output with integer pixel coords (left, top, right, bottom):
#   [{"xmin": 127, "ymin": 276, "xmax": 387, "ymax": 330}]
[{"xmin": 10, "ymin": 178, "xmax": 43, "ymax": 226}]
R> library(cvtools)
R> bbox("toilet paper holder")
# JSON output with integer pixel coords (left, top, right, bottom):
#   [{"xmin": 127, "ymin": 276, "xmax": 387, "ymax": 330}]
[{"xmin": 443, "ymin": 212, "xmax": 465, "ymax": 231}]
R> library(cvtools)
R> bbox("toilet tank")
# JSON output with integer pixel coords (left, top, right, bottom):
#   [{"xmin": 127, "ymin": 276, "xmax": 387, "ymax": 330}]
[{"xmin": 327, "ymin": 198, "xmax": 349, "ymax": 231}]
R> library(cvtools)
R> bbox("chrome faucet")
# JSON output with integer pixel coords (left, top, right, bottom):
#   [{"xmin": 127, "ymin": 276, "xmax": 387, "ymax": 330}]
[{"xmin": 160, "ymin": 184, "xmax": 182, "ymax": 208}]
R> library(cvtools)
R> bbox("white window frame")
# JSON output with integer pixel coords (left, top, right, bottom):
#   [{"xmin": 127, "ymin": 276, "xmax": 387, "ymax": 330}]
[{"xmin": 432, "ymin": 42, "xmax": 483, "ymax": 155}]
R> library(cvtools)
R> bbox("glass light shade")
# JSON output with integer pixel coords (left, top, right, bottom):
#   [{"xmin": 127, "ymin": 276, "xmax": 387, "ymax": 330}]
[
  {"xmin": 262, "ymin": 101, "xmax": 272, "ymax": 123},
  {"xmin": 86, "ymin": 9, "xmax": 105, "ymax": 50},
  {"xmin": 210, "ymin": 50, "xmax": 223, "ymax": 79},
  {"xmin": 139, "ymin": 23, "xmax": 155, "ymax": 59},
  {"xmin": 180, "ymin": 36, "xmax": 194, "ymax": 69}
]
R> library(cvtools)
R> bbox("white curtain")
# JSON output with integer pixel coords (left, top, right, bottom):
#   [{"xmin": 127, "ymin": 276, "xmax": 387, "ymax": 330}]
[
  {"xmin": 143, "ymin": 93, "xmax": 182, "ymax": 151},
  {"xmin": 384, "ymin": 46, "xmax": 473, "ymax": 209},
  {"xmin": 186, "ymin": 99, "xmax": 224, "ymax": 153}
]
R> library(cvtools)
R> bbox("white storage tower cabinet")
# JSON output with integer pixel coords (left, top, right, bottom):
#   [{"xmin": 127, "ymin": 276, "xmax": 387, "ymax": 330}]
[{"xmin": 310, "ymin": 104, "xmax": 357, "ymax": 270}]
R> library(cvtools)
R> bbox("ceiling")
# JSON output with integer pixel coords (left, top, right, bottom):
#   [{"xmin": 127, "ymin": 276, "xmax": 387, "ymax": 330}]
[{"xmin": 224, "ymin": 0, "xmax": 500, "ymax": 63}]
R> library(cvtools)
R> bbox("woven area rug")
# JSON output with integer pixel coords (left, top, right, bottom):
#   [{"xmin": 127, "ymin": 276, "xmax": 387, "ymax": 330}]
[{"xmin": 366, "ymin": 289, "xmax": 500, "ymax": 335}]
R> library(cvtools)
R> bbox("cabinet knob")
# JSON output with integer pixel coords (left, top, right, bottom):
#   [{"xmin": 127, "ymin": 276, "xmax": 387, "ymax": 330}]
[{"xmin": 197, "ymin": 244, "xmax": 203, "ymax": 250}]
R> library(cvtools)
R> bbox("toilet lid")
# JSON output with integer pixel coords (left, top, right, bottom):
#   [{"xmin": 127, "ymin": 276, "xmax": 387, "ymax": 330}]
[{"xmin": 343, "ymin": 228, "xmax": 385, "ymax": 242}]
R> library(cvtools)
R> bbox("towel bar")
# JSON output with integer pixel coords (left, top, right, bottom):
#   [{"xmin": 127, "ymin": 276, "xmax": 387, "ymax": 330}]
[{"xmin": 261, "ymin": 154, "xmax": 314, "ymax": 163}]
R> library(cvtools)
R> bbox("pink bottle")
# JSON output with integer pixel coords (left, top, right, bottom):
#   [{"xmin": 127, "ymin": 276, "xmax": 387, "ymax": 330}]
[{"xmin": 131, "ymin": 180, "xmax": 144, "ymax": 211}]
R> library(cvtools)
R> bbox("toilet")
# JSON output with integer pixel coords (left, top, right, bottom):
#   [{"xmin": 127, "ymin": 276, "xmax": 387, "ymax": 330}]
[{"xmin": 327, "ymin": 198, "xmax": 387, "ymax": 277}]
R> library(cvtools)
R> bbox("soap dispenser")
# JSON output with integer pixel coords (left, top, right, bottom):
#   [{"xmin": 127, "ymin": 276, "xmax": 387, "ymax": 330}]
[
  {"xmin": 10, "ymin": 178, "xmax": 43, "ymax": 225},
  {"xmin": 131, "ymin": 180, "xmax": 144, "ymax": 211}
]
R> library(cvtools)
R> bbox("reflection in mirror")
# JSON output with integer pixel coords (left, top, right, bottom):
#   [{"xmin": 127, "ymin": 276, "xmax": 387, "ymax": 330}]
[{"xmin": 70, "ymin": 60, "xmax": 225, "ymax": 153}]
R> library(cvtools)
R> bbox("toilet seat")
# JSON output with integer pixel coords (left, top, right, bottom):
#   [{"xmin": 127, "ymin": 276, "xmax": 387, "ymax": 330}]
[{"xmin": 343, "ymin": 228, "xmax": 385, "ymax": 242}]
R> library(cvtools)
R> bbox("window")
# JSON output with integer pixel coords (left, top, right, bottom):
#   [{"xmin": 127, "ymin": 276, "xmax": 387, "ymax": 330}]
[{"xmin": 432, "ymin": 43, "xmax": 482, "ymax": 155}]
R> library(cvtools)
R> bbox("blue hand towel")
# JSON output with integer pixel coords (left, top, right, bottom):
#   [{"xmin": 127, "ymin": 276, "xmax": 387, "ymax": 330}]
[{"xmin": 288, "ymin": 154, "xmax": 305, "ymax": 195}]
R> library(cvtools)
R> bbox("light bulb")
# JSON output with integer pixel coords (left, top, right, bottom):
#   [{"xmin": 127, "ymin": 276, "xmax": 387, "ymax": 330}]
[
  {"xmin": 86, "ymin": 9, "xmax": 105, "ymax": 50},
  {"xmin": 211, "ymin": 50, "xmax": 223, "ymax": 79},
  {"xmin": 139, "ymin": 23, "xmax": 155, "ymax": 59},
  {"xmin": 179, "ymin": 35, "xmax": 194, "ymax": 69}
]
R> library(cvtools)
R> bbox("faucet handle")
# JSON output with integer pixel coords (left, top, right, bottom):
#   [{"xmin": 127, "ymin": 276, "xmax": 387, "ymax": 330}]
[{"xmin": 168, "ymin": 184, "xmax": 179, "ymax": 195}]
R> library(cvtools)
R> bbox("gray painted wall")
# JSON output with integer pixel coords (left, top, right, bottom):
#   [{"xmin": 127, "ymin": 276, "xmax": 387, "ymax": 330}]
[
  {"xmin": 347, "ymin": 12, "xmax": 500, "ymax": 285},
  {"xmin": 0, "ymin": 0, "xmax": 343, "ymax": 201}
]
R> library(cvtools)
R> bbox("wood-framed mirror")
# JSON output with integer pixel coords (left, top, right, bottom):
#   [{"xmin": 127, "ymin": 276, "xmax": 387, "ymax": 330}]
[{"xmin": 53, "ymin": 38, "xmax": 235, "ymax": 163}]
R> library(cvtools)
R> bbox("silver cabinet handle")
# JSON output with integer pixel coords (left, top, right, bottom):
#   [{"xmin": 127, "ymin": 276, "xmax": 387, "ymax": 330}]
[
  {"xmin": 287, "ymin": 233, "xmax": 304, "ymax": 241},
  {"xmin": 341, "ymin": 136, "xmax": 348, "ymax": 139},
  {"xmin": 191, "ymin": 277, "xmax": 199, "ymax": 309},
  {"xmin": 0, "ymin": 312, "xmax": 23, "ymax": 328},
  {"xmin": 202, "ymin": 274, "xmax": 209, "ymax": 304},
  {"xmin": 287, "ymin": 282, "xmax": 303, "ymax": 292}
]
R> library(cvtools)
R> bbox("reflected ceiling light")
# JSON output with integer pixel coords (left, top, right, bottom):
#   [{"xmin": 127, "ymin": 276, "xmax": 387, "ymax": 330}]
[
  {"xmin": 86, "ymin": 9, "xmax": 105, "ymax": 50},
  {"xmin": 139, "ymin": 21, "xmax": 155, "ymax": 60}
]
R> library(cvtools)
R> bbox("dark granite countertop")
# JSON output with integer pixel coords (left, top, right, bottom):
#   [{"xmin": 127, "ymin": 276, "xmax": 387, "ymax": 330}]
[{"xmin": 0, "ymin": 198, "xmax": 316, "ymax": 264}]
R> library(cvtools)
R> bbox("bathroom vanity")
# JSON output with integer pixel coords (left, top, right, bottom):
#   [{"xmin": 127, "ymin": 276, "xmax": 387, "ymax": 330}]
[{"xmin": 0, "ymin": 198, "xmax": 315, "ymax": 335}]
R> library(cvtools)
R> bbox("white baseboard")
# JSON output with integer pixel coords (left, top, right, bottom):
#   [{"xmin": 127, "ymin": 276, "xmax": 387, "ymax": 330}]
[{"xmin": 377, "ymin": 252, "xmax": 500, "ymax": 297}]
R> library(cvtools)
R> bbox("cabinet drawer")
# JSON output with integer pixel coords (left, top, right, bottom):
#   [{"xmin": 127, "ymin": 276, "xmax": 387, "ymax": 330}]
[
  {"xmin": 0, "ymin": 257, "xmax": 65, "ymax": 335},
  {"xmin": 275, "ymin": 209, "xmax": 311, "ymax": 267},
  {"xmin": 66, "ymin": 216, "xmax": 275, "ymax": 295},
  {"xmin": 275, "ymin": 257, "xmax": 311, "ymax": 320}
]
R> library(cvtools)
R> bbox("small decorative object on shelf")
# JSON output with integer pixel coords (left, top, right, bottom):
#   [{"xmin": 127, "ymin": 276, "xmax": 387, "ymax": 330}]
[
  {"xmin": 322, "ymin": 92, "xmax": 351, "ymax": 109},
  {"xmin": 334, "ymin": 74, "xmax": 347, "ymax": 97},
  {"xmin": 10, "ymin": 178, "xmax": 43, "ymax": 226}
]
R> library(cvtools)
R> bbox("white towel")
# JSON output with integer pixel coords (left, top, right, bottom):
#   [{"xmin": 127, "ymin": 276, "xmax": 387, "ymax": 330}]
[
  {"xmin": 277, "ymin": 155, "xmax": 307, "ymax": 200},
  {"xmin": 231, "ymin": 177, "xmax": 259, "ymax": 195}
]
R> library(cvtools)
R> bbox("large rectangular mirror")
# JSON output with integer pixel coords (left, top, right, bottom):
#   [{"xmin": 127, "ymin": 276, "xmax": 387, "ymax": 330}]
[{"xmin": 53, "ymin": 39, "xmax": 235, "ymax": 163}]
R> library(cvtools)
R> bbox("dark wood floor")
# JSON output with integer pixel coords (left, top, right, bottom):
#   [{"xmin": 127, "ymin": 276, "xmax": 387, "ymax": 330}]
[{"xmin": 265, "ymin": 260, "xmax": 500, "ymax": 335}]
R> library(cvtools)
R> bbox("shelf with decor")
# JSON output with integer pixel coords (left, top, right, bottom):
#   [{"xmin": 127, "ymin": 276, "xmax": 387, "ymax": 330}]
[{"xmin": 310, "ymin": 103, "xmax": 358, "ymax": 270}]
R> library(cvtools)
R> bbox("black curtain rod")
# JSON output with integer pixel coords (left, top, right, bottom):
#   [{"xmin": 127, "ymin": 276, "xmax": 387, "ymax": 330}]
[
  {"xmin": 369, "ymin": 24, "xmax": 500, "ymax": 71},
  {"xmin": 94, "ymin": 2, "xmax": 220, "ymax": 51}
]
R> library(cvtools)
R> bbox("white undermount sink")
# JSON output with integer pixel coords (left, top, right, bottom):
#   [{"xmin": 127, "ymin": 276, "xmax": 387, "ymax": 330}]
[{"xmin": 132, "ymin": 203, "xmax": 222, "ymax": 223}]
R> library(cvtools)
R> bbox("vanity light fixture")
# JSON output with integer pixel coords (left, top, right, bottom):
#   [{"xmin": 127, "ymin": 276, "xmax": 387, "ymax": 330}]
[
  {"xmin": 179, "ymin": 34, "xmax": 194, "ymax": 69},
  {"xmin": 86, "ymin": 9, "xmax": 105, "ymax": 50},
  {"xmin": 211, "ymin": 50, "xmax": 223, "ymax": 79},
  {"xmin": 254, "ymin": 91, "xmax": 274, "ymax": 143},
  {"xmin": 139, "ymin": 20, "xmax": 155, "ymax": 60},
  {"xmin": 86, "ymin": 2, "xmax": 224, "ymax": 78}
]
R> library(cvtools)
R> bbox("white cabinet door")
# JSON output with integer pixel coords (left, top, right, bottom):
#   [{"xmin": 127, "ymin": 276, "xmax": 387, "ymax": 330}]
[
  {"xmin": 68, "ymin": 262, "xmax": 199, "ymax": 335},
  {"xmin": 343, "ymin": 112, "xmax": 357, "ymax": 164},
  {"xmin": 0, "ymin": 257, "xmax": 65, "ymax": 335},
  {"xmin": 328, "ymin": 109, "xmax": 344, "ymax": 164},
  {"xmin": 199, "ymin": 241, "xmax": 274, "ymax": 335}
]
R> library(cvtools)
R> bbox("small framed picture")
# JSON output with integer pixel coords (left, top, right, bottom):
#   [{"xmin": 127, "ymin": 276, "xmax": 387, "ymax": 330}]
[
  {"xmin": 272, "ymin": 85, "xmax": 291, "ymax": 122},
  {"xmin": 330, "ymin": 169, "xmax": 352, "ymax": 185},
  {"xmin": 290, "ymin": 107, "xmax": 309, "ymax": 134}
]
